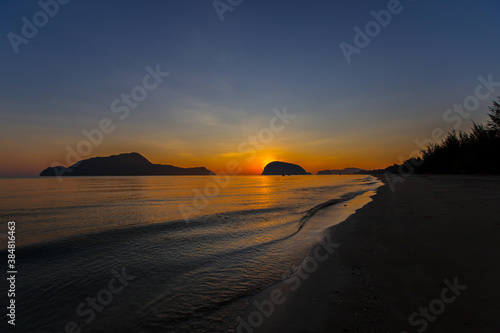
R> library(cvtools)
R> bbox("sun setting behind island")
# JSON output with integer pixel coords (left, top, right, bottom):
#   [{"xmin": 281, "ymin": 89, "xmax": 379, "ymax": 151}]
[{"xmin": 1, "ymin": 1, "xmax": 500, "ymax": 332}]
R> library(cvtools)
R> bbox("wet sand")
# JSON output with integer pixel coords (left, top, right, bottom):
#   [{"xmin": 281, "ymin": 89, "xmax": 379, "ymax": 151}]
[{"xmin": 236, "ymin": 175, "xmax": 500, "ymax": 332}]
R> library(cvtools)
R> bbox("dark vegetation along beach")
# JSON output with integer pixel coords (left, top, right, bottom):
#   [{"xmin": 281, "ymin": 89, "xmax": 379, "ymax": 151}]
[{"xmin": 362, "ymin": 99, "xmax": 500, "ymax": 176}]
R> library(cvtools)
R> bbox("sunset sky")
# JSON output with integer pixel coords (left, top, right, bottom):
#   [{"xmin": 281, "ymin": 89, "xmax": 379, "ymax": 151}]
[{"xmin": 1, "ymin": 0, "xmax": 500, "ymax": 176}]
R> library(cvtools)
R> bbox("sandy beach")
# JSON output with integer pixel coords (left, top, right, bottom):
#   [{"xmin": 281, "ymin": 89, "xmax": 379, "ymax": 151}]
[{"xmin": 237, "ymin": 175, "xmax": 500, "ymax": 332}]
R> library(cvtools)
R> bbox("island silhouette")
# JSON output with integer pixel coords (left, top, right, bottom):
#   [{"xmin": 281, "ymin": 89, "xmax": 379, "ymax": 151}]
[
  {"xmin": 40, "ymin": 152, "xmax": 214, "ymax": 176},
  {"xmin": 261, "ymin": 161, "xmax": 309, "ymax": 175},
  {"xmin": 317, "ymin": 168, "xmax": 365, "ymax": 175}
]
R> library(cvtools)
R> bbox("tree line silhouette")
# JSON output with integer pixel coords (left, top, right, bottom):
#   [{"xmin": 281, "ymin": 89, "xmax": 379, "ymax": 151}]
[{"xmin": 364, "ymin": 98, "xmax": 500, "ymax": 175}]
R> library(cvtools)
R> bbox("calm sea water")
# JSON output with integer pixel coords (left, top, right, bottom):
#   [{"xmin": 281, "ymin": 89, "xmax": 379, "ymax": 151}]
[{"xmin": 0, "ymin": 175, "xmax": 380, "ymax": 332}]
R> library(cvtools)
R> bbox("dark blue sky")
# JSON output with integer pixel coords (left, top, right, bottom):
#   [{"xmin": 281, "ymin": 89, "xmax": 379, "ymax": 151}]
[{"xmin": 1, "ymin": 0, "xmax": 500, "ymax": 175}]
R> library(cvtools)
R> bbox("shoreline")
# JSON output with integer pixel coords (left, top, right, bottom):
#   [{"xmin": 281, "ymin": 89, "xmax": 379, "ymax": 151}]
[{"xmin": 235, "ymin": 175, "xmax": 500, "ymax": 332}]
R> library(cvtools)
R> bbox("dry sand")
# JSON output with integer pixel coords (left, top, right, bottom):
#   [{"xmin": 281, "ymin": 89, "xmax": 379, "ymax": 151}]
[{"xmin": 236, "ymin": 175, "xmax": 500, "ymax": 332}]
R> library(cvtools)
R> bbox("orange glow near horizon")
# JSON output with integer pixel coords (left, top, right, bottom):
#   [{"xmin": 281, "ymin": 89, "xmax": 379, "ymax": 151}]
[
  {"xmin": 0, "ymin": 144, "xmax": 402, "ymax": 177},
  {"xmin": 0, "ymin": 131, "xmax": 413, "ymax": 177}
]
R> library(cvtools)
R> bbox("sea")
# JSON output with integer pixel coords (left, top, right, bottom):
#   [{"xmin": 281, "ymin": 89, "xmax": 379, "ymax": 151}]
[{"xmin": 0, "ymin": 175, "xmax": 381, "ymax": 332}]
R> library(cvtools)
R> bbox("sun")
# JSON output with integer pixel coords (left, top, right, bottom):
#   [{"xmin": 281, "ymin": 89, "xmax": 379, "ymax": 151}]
[{"xmin": 261, "ymin": 156, "xmax": 277, "ymax": 170}]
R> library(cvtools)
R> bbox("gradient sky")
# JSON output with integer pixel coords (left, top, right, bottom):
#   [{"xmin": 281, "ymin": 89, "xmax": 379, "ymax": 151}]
[{"xmin": 1, "ymin": 0, "xmax": 500, "ymax": 176}]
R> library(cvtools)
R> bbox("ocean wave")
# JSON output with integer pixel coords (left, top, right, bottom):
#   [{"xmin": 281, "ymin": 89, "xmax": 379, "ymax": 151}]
[{"xmin": 295, "ymin": 190, "xmax": 368, "ymax": 233}]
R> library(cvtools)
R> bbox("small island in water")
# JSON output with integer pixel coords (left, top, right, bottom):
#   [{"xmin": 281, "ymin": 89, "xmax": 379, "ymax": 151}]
[
  {"xmin": 261, "ymin": 161, "xmax": 310, "ymax": 175},
  {"xmin": 40, "ymin": 152, "xmax": 214, "ymax": 176},
  {"xmin": 317, "ymin": 168, "xmax": 365, "ymax": 175}
]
